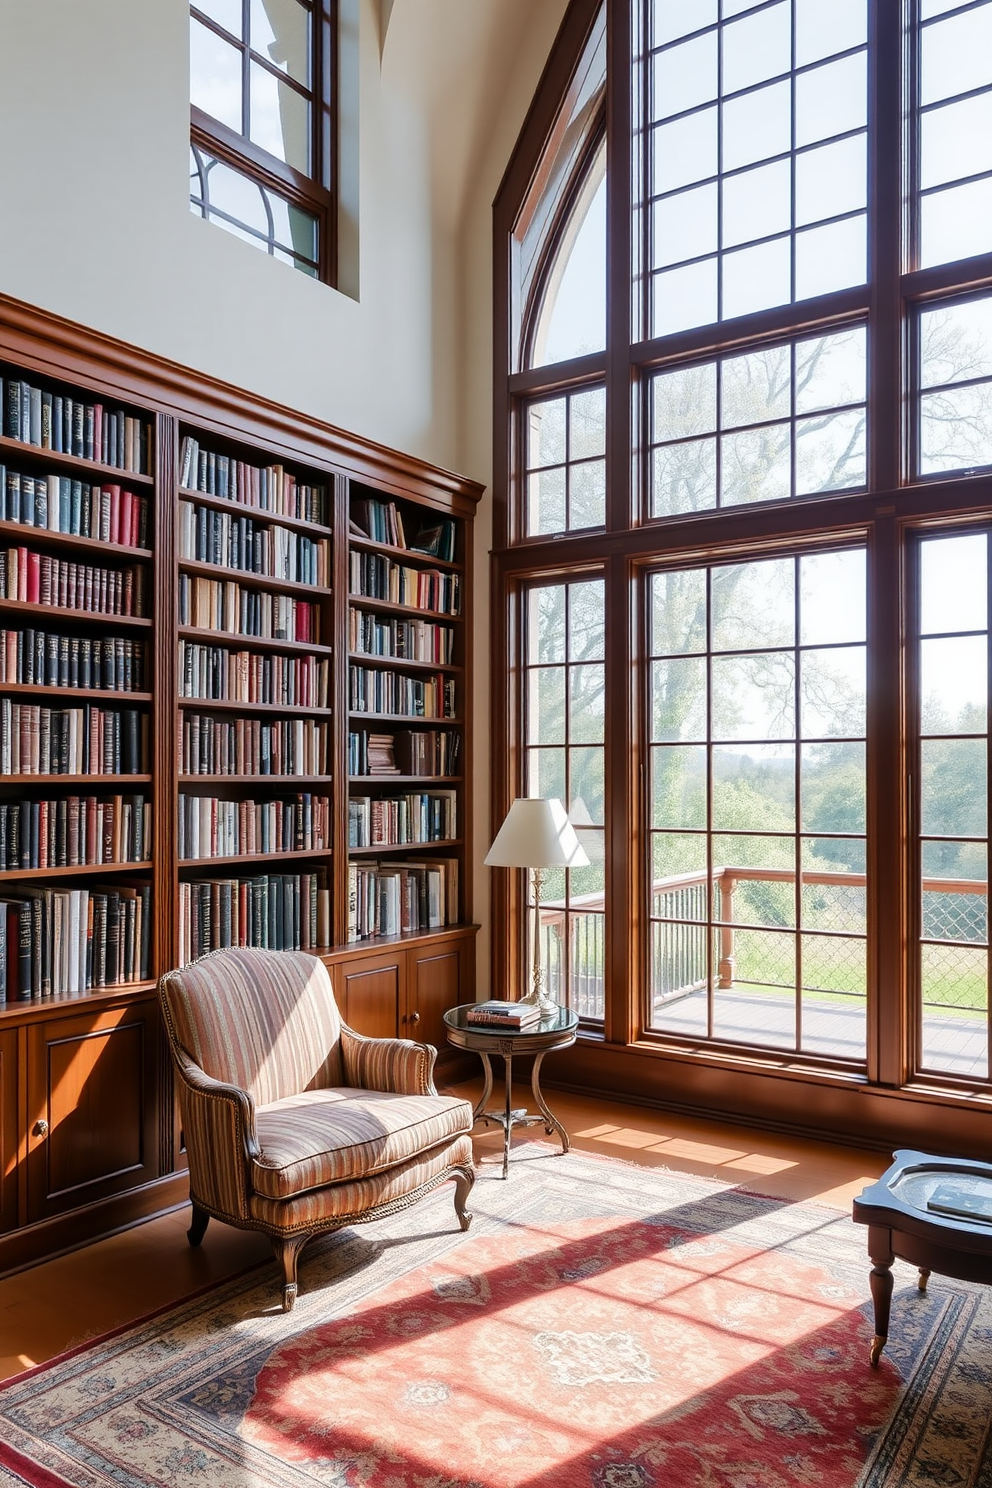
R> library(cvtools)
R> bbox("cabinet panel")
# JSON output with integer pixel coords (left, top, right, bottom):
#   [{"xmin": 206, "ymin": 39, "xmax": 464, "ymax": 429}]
[
  {"xmin": 331, "ymin": 952, "xmax": 404, "ymax": 1040},
  {"xmin": 25, "ymin": 1001, "xmax": 160, "ymax": 1224},
  {"xmin": 408, "ymin": 944, "xmax": 464, "ymax": 1055},
  {"xmin": 0, "ymin": 1027, "xmax": 16, "ymax": 1234}
]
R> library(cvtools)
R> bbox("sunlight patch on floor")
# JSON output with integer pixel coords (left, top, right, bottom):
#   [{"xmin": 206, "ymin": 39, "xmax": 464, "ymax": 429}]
[{"xmin": 574, "ymin": 1122, "xmax": 798, "ymax": 1173}]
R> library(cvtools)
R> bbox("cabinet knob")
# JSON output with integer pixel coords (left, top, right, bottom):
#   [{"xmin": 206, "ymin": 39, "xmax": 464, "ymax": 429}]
[
  {"xmin": 410, "ymin": 1011, "xmax": 421, "ymax": 1024},
  {"xmin": 33, "ymin": 1119, "xmax": 49, "ymax": 1138}
]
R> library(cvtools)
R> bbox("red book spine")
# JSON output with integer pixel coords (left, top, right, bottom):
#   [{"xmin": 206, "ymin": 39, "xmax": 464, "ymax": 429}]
[{"xmin": 26, "ymin": 549, "xmax": 40, "ymax": 605}]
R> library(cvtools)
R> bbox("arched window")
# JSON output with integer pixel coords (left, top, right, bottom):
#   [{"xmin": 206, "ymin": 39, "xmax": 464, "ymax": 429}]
[{"xmin": 492, "ymin": 0, "xmax": 992, "ymax": 1147}]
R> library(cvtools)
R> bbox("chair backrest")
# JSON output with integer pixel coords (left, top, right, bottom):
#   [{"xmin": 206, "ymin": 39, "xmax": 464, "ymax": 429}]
[{"xmin": 159, "ymin": 947, "xmax": 344, "ymax": 1106}]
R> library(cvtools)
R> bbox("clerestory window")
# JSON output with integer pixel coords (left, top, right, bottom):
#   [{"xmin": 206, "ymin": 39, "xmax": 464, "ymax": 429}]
[{"xmin": 189, "ymin": 0, "xmax": 335, "ymax": 281}]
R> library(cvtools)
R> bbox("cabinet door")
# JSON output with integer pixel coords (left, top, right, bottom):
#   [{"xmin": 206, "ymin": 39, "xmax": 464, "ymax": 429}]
[
  {"xmin": 25, "ymin": 1001, "xmax": 160, "ymax": 1225},
  {"xmin": 407, "ymin": 940, "xmax": 470, "ymax": 1056},
  {"xmin": 330, "ymin": 950, "xmax": 403, "ymax": 1039},
  {"xmin": 0, "ymin": 1027, "xmax": 16, "ymax": 1234}
]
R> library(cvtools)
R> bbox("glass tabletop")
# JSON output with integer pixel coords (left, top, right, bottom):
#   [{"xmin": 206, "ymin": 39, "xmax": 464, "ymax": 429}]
[
  {"xmin": 444, "ymin": 1003, "xmax": 579, "ymax": 1036},
  {"xmin": 891, "ymin": 1166, "xmax": 992, "ymax": 1225}
]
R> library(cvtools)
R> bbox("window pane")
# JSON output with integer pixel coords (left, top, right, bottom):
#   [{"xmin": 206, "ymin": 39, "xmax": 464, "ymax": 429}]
[
  {"xmin": 722, "ymin": 3, "xmax": 791, "ymax": 94},
  {"xmin": 653, "ymin": 259, "xmax": 719, "ymax": 337},
  {"xmin": 653, "ymin": 183, "xmax": 718, "ymax": 268},
  {"xmin": 795, "ymin": 407, "xmax": 866, "ymax": 493},
  {"xmin": 796, "ymin": 328, "xmax": 867, "ymax": 413},
  {"xmin": 801, "ymin": 741, "xmax": 865, "ymax": 833},
  {"xmin": 653, "ymin": 363, "xmax": 718, "ymax": 439},
  {"xmin": 653, "ymin": 0, "xmax": 717, "ymax": 46},
  {"xmin": 921, "ymin": 93, "xmax": 992, "ymax": 192},
  {"xmin": 571, "ymin": 388, "xmax": 606, "ymax": 458},
  {"xmin": 194, "ymin": 0, "xmax": 243, "ymax": 37},
  {"xmin": 800, "ymin": 646, "xmax": 866, "ymax": 737},
  {"xmin": 795, "ymin": 215, "xmax": 866, "ymax": 301},
  {"xmin": 650, "ymin": 567, "xmax": 708, "ymax": 655},
  {"xmin": 524, "ymin": 389, "xmax": 607, "ymax": 537},
  {"xmin": 528, "ymin": 399, "xmax": 567, "ymax": 467},
  {"xmin": 652, "ymin": 108, "xmax": 719, "ymax": 193},
  {"xmin": 534, "ymin": 170, "xmax": 606, "ymax": 367},
  {"xmin": 921, "ymin": 384, "xmax": 992, "ymax": 474},
  {"xmin": 711, "ymin": 653, "xmax": 796, "ymax": 740},
  {"xmin": 920, "ymin": 179, "xmax": 992, "ymax": 270},
  {"xmin": 921, "ymin": 739, "xmax": 987, "ymax": 836},
  {"xmin": 721, "ymin": 424, "xmax": 791, "ymax": 504},
  {"xmin": 190, "ymin": 15, "xmax": 243, "ymax": 132},
  {"xmin": 652, "ymin": 31, "xmax": 719, "ymax": 120},
  {"xmin": 921, "ymin": 534, "xmax": 988, "ymax": 636},
  {"xmin": 721, "ymin": 80, "xmax": 791, "ymax": 172},
  {"xmin": 250, "ymin": 62, "xmax": 310, "ymax": 172},
  {"xmin": 250, "ymin": 0, "xmax": 310, "ymax": 87},
  {"xmin": 653, "ymin": 659, "xmax": 708, "ymax": 740},
  {"xmin": 920, "ymin": 2, "xmax": 992, "ymax": 107},
  {"xmin": 201, "ymin": 156, "xmax": 270, "ymax": 233},
  {"xmin": 795, "ymin": 54, "xmax": 867, "ymax": 148},
  {"xmin": 722, "ymin": 160, "xmax": 791, "ymax": 249},
  {"xmin": 921, "ymin": 636, "xmax": 988, "ymax": 732},
  {"xmin": 722, "ymin": 346, "xmax": 791, "ymax": 428},
  {"xmin": 795, "ymin": 0, "xmax": 866, "ymax": 66},
  {"xmin": 795, "ymin": 135, "xmax": 866, "ymax": 227},
  {"xmin": 800, "ymin": 549, "xmax": 867, "ymax": 646},
  {"xmin": 713, "ymin": 558, "xmax": 795, "ymax": 651},
  {"xmin": 722, "ymin": 238, "xmax": 791, "ymax": 320}
]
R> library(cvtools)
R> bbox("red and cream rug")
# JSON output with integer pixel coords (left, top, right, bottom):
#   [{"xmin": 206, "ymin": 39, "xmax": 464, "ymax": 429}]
[{"xmin": 2, "ymin": 1149, "xmax": 992, "ymax": 1488}]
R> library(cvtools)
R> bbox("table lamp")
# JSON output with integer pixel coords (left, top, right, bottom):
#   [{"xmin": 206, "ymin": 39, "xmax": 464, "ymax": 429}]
[{"xmin": 484, "ymin": 797, "xmax": 589, "ymax": 1014}]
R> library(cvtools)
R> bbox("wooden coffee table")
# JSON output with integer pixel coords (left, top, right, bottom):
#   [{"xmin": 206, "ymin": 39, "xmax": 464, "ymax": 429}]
[
  {"xmin": 443, "ymin": 1003, "xmax": 579, "ymax": 1179},
  {"xmin": 852, "ymin": 1149, "xmax": 992, "ymax": 1366}
]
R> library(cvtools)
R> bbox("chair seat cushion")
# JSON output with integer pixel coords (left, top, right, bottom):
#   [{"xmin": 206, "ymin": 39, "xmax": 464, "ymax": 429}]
[{"xmin": 252, "ymin": 1088, "xmax": 473, "ymax": 1200}]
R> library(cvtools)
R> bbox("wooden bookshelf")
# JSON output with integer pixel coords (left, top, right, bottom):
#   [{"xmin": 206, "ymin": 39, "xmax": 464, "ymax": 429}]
[{"xmin": 0, "ymin": 295, "xmax": 481, "ymax": 1266}]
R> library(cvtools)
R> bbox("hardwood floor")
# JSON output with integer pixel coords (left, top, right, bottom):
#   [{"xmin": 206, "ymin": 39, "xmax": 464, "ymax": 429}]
[{"xmin": 0, "ymin": 1080, "xmax": 885, "ymax": 1383}]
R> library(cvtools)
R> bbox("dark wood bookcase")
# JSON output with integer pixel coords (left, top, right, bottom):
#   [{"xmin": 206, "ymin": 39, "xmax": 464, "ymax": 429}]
[{"xmin": 0, "ymin": 294, "xmax": 481, "ymax": 1271}]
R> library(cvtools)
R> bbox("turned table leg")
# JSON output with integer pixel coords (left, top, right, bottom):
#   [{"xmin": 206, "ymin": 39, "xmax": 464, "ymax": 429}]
[{"xmin": 867, "ymin": 1225, "xmax": 895, "ymax": 1367}]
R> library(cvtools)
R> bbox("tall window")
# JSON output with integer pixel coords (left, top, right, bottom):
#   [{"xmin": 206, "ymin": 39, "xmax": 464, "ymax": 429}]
[
  {"xmin": 189, "ymin": 0, "xmax": 335, "ymax": 280},
  {"xmin": 493, "ymin": 0, "xmax": 992, "ymax": 1128}
]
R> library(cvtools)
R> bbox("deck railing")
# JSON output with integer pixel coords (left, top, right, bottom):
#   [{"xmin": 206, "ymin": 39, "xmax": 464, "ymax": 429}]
[{"xmin": 537, "ymin": 867, "xmax": 988, "ymax": 1017}]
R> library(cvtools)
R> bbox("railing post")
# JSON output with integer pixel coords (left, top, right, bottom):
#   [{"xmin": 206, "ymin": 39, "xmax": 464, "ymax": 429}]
[{"xmin": 718, "ymin": 874, "xmax": 736, "ymax": 989}]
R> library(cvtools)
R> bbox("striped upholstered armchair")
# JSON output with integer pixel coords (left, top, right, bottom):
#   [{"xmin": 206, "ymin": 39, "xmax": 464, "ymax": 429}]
[{"xmin": 159, "ymin": 947, "xmax": 475, "ymax": 1311}]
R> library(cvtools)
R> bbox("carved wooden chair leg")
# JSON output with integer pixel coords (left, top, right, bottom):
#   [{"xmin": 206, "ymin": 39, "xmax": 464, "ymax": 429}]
[
  {"xmin": 187, "ymin": 1203, "xmax": 210, "ymax": 1247},
  {"xmin": 271, "ymin": 1234, "xmax": 310, "ymax": 1311},
  {"xmin": 453, "ymin": 1164, "xmax": 475, "ymax": 1232}
]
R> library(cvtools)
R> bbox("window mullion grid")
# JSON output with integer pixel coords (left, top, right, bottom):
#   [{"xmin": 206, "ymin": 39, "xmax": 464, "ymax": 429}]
[{"xmin": 706, "ymin": 566, "xmax": 715, "ymax": 1040}]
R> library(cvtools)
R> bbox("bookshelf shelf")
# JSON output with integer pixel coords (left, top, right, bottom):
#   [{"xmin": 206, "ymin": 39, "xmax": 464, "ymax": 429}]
[
  {"xmin": 0, "ymin": 685, "xmax": 153, "ymax": 702},
  {"xmin": 0, "ymin": 521, "xmax": 152, "ymax": 561},
  {"xmin": 348, "ymin": 652, "xmax": 462, "ymax": 675},
  {"xmin": 179, "ymin": 485, "xmax": 333, "ymax": 539},
  {"xmin": 0, "ymin": 860, "xmax": 153, "ymax": 881},
  {"xmin": 349, "ymin": 711, "xmax": 462, "ymax": 725},
  {"xmin": 348, "ymin": 839, "xmax": 462, "ymax": 856},
  {"xmin": 178, "ymin": 557, "xmax": 332, "ymax": 601},
  {"xmin": 179, "ymin": 774, "xmax": 333, "ymax": 785},
  {"xmin": 0, "ymin": 434, "xmax": 155, "ymax": 487},
  {"xmin": 176, "ymin": 696, "xmax": 331, "ymax": 716},
  {"xmin": 0, "ymin": 773, "xmax": 152, "ymax": 785},
  {"xmin": 0, "ymin": 599, "xmax": 152, "ymax": 628},
  {"xmin": 178, "ymin": 625, "xmax": 332, "ymax": 656},
  {"xmin": 347, "ymin": 594, "xmax": 462, "ymax": 623},
  {"xmin": 348, "ymin": 775, "xmax": 462, "ymax": 784},
  {"xmin": 179, "ymin": 847, "xmax": 332, "ymax": 868},
  {"xmin": 348, "ymin": 533, "xmax": 460, "ymax": 572}
]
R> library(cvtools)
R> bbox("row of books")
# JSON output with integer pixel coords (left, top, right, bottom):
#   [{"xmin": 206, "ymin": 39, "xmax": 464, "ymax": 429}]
[
  {"xmin": 348, "ymin": 857, "xmax": 458, "ymax": 941},
  {"xmin": 0, "ymin": 468, "xmax": 150, "ymax": 547},
  {"xmin": 348, "ymin": 607, "xmax": 454, "ymax": 665},
  {"xmin": 0, "ymin": 794, "xmax": 150, "ymax": 870},
  {"xmin": 179, "ymin": 872, "xmax": 331, "ymax": 966},
  {"xmin": 349, "ymin": 666, "xmax": 456, "ymax": 719},
  {"xmin": 0, "ymin": 883, "xmax": 151, "ymax": 1002},
  {"xmin": 178, "ymin": 575, "xmax": 320, "ymax": 642},
  {"xmin": 2, "ymin": 378, "xmax": 149, "ymax": 473},
  {"xmin": 0, "ymin": 548, "xmax": 148, "ymax": 616},
  {"xmin": 0, "ymin": 702, "xmax": 147, "ymax": 776},
  {"xmin": 351, "ymin": 498, "xmax": 457, "ymax": 561},
  {"xmin": 348, "ymin": 728, "xmax": 459, "ymax": 777},
  {"xmin": 180, "ymin": 713, "xmax": 329, "ymax": 777},
  {"xmin": 178, "ymin": 792, "xmax": 330, "ymax": 860},
  {"xmin": 347, "ymin": 790, "xmax": 457, "ymax": 848},
  {"xmin": 178, "ymin": 437, "xmax": 327, "ymax": 524},
  {"xmin": 179, "ymin": 501, "xmax": 330, "ymax": 586},
  {"xmin": 349, "ymin": 552, "xmax": 461, "ymax": 615},
  {"xmin": 179, "ymin": 641, "xmax": 329, "ymax": 708},
  {"xmin": 0, "ymin": 630, "xmax": 146, "ymax": 691}
]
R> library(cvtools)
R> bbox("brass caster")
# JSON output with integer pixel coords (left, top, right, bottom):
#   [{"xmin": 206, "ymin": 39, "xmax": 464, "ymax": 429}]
[
  {"xmin": 458, "ymin": 1210, "xmax": 473, "ymax": 1232},
  {"xmin": 918, "ymin": 1269, "xmax": 931, "ymax": 1294},
  {"xmin": 282, "ymin": 1283, "xmax": 297, "ymax": 1312}
]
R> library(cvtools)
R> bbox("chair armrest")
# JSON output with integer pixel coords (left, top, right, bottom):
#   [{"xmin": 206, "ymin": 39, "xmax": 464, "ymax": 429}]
[
  {"xmin": 340, "ymin": 1024, "xmax": 437, "ymax": 1096},
  {"xmin": 172, "ymin": 1047, "xmax": 259, "ymax": 1220}
]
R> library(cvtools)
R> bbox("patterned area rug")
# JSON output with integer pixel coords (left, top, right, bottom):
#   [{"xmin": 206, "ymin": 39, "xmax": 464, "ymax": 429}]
[{"xmin": 2, "ymin": 1149, "xmax": 992, "ymax": 1488}]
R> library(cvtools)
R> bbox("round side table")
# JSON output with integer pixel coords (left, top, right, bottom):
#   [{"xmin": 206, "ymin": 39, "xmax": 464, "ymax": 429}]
[{"xmin": 443, "ymin": 1003, "xmax": 579, "ymax": 1179}]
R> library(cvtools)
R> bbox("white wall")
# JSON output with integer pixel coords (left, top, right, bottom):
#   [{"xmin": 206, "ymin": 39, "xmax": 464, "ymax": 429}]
[{"xmin": 0, "ymin": 0, "xmax": 567, "ymax": 984}]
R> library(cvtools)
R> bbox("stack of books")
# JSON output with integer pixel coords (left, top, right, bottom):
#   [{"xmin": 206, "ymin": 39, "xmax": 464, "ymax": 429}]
[{"xmin": 465, "ymin": 999, "xmax": 543, "ymax": 1029}]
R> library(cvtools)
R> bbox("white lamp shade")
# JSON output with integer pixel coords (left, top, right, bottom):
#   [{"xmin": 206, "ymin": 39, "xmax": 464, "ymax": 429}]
[{"xmin": 484, "ymin": 797, "xmax": 590, "ymax": 869}]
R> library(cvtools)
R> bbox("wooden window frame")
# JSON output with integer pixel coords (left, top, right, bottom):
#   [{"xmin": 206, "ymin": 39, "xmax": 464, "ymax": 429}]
[
  {"xmin": 190, "ymin": 0, "xmax": 337, "ymax": 284},
  {"xmin": 491, "ymin": 0, "xmax": 992, "ymax": 1142}
]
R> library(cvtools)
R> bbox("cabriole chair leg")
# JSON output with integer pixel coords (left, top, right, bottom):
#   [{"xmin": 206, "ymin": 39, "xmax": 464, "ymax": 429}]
[
  {"xmin": 271, "ymin": 1234, "xmax": 309, "ymax": 1311},
  {"xmin": 453, "ymin": 1164, "xmax": 475, "ymax": 1232},
  {"xmin": 187, "ymin": 1203, "xmax": 210, "ymax": 1247}
]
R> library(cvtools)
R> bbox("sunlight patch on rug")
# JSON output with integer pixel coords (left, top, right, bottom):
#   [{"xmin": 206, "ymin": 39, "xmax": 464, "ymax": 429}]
[{"xmin": 1, "ymin": 1151, "xmax": 991, "ymax": 1488}]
